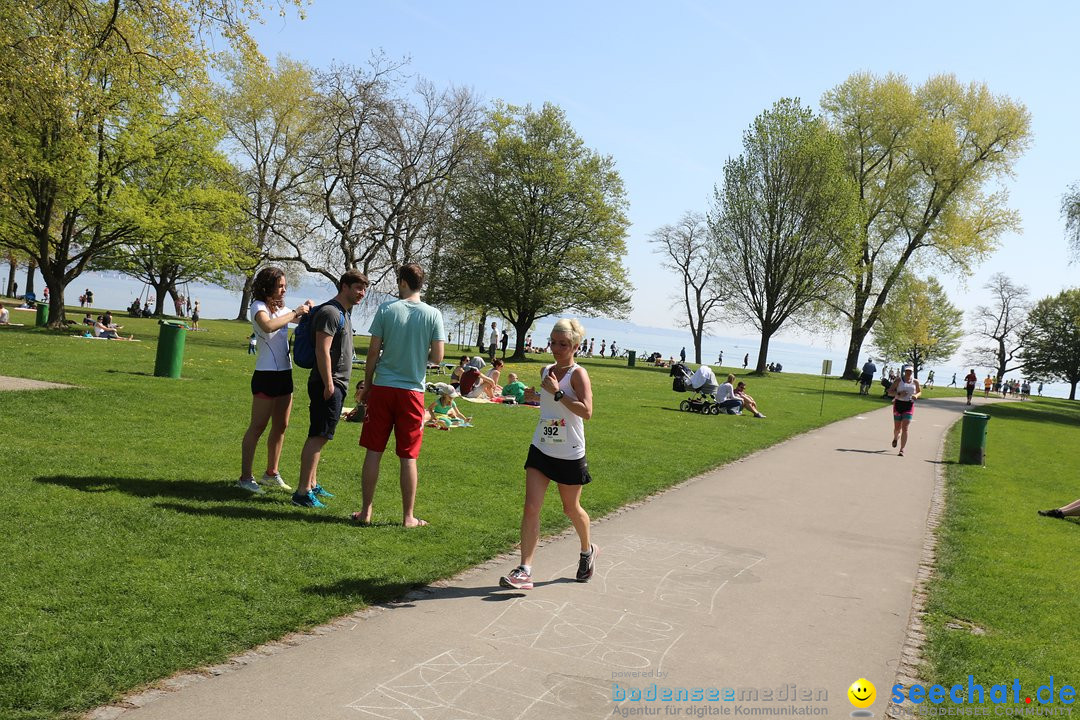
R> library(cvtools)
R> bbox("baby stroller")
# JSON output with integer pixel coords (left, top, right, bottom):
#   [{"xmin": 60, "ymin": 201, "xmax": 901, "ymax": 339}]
[{"xmin": 671, "ymin": 363, "xmax": 721, "ymax": 415}]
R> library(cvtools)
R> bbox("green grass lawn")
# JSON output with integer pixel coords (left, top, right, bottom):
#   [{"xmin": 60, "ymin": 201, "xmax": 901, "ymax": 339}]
[
  {"xmin": 0, "ymin": 310, "xmax": 963, "ymax": 719},
  {"xmin": 925, "ymin": 397, "xmax": 1080, "ymax": 706}
]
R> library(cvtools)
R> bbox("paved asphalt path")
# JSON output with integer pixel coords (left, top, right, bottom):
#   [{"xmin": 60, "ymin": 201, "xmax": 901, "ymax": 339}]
[{"xmin": 97, "ymin": 396, "xmax": 977, "ymax": 720}]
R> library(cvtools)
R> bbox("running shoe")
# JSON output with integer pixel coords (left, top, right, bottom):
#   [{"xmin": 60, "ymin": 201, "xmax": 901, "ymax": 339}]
[
  {"xmin": 576, "ymin": 544, "xmax": 598, "ymax": 582},
  {"xmin": 1038, "ymin": 508, "xmax": 1065, "ymax": 519},
  {"xmin": 258, "ymin": 473, "xmax": 292, "ymax": 491},
  {"xmin": 499, "ymin": 566, "xmax": 533, "ymax": 590},
  {"xmin": 237, "ymin": 478, "xmax": 265, "ymax": 494},
  {"xmin": 313, "ymin": 484, "xmax": 334, "ymax": 498},
  {"xmin": 291, "ymin": 491, "xmax": 326, "ymax": 508},
  {"xmin": 898, "ymin": 449, "xmax": 904, "ymax": 457}
]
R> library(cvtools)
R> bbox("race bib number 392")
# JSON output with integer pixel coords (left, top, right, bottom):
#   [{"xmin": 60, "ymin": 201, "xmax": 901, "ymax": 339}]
[{"xmin": 540, "ymin": 418, "xmax": 566, "ymax": 444}]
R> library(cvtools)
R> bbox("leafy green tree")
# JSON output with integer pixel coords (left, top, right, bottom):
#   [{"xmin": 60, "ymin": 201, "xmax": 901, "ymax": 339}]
[
  {"xmin": 439, "ymin": 103, "xmax": 632, "ymax": 360},
  {"xmin": 871, "ymin": 275, "xmax": 964, "ymax": 378},
  {"xmin": 821, "ymin": 73, "xmax": 1031, "ymax": 378},
  {"xmin": 0, "ymin": 0, "xmax": 300, "ymax": 326},
  {"xmin": 93, "ymin": 112, "xmax": 249, "ymax": 316},
  {"xmin": 1023, "ymin": 289, "xmax": 1080, "ymax": 400},
  {"xmin": 650, "ymin": 212, "xmax": 725, "ymax": 366},
  {"xmin": 710, "ymin": 98, "xmax": 858, "ymax": 374}
]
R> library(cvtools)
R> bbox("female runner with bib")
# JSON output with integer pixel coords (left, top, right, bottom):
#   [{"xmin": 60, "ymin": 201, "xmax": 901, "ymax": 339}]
[
  {"xmin": 500, "ymin": 318, "xmax": 597, "ymax": 590},
  {"xmin": 888, "ymin": 365, "xmax": 922, "ymax": 457}
]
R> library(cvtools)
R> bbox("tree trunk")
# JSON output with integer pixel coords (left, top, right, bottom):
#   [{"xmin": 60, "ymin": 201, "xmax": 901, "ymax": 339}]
[
  {"xmin": 40, "ymin": 268, "xmax": 66, "ymax": 327},
  {"xmin": 236, "ymin": 272, "xmax": 254, "ymax": 321},
  {"xmin": 25, "ymin": 258, "xmax": 36, "ymax": 296},
  {"xmin": 510, "ymin": 317, "xmax": 532, "ymax": 361},
  {"xmin": 1070, "ymin": 381, "xmax": 1077, "ymax": 401},
  {"xmin": 5, "ymin": 254, "xmax": 15, "ymax": 296},
  {"xmin": 843, "ymin": 324, "xmax": 870, "ymax": 380},
  {"xmin": 692, "ymin": 326, "xmax": 703, "ymax": 366},
  {"xmin": 151, "ymin": 279, "xmax": 170, "ymax": 317},
  {"xmin": 754, "ymin": 333, "xmax": 771, "ymax": 375}
]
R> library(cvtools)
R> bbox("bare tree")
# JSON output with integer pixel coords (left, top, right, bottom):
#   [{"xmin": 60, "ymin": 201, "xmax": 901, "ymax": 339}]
[
  {"xmin": 650, "ymin": 212, "xmax": 724, "ymax": 365},
  {"xmin": 966, "ymin": 272, "xmax": 1030, "ymax": 380},
  {"xmin": 1063, "ymin": 182, "xmax": 1080, "ymax": 262},
  {"xmin": 217, "ymin": 53, "xmax": 321, "ymax": 320},
  {"xmin": 273, "ymin": 62, "xmax": 481, "ymax": 293}
]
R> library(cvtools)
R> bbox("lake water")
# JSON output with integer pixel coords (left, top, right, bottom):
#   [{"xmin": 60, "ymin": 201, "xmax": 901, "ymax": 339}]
[{"xmin": 53, "ymin": 269, "xmax": 1075, "ymax": 400}]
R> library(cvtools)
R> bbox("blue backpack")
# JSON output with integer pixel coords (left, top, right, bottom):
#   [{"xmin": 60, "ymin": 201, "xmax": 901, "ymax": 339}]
[{"xmin": 292, "ymin": 301, "xmax": 345, "ymax": 369}]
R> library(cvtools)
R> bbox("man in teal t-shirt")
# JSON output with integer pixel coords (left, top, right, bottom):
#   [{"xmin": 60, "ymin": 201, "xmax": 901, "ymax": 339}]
[{"xmin": 355, "ymin": 263, "xmax": 445, "ymax": 528}]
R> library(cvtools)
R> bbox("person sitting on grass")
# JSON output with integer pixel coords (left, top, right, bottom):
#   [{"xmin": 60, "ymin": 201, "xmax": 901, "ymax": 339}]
[
  {"xmin": 734, "ymin": 381, "xmax": 766, "ymax": 418},
  {"xmin": 715, "ymin": 373, "xmax": 743, "ymax": 415},
  {"xmin": 465, "ymin": 358, "xmax": 504, "ymax": 399},
  {"xmin": 450, "ymin": 355, "xmax": 470, "ymax": 387},
  {"xmin": 0, "ymin": 302, "xmax": 8, "ymax": 325},
  {"xmin": 426, "ymin": 387, "xmax": 472, "ymax": 429},
  {"xmin": 501, "ymin": 372, "xmax": 528, "ymax": 403}
]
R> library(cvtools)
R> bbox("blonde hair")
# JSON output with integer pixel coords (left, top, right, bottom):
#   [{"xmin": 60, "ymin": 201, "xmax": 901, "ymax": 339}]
[
  {"xmin": 727, "ymin": 373, "xmax": 736, "ymax": 383},
  {"xmin": 551, "ymin": 318, "xmax": 585, "ymax": 348}
]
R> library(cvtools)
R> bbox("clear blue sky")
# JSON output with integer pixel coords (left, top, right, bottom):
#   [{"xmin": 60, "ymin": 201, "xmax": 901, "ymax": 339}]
[{"xmin": 249, "ymin": 0, "xmax": 1079, "ymax": 352}]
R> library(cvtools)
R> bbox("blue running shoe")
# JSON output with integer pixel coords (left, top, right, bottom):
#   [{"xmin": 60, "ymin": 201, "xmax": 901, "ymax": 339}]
[
  {"xmin": 313, "ymin": 485, "xmax": 334, "ymax": 499},
  {"xmin": 292, "ymin": 491, "xmax": 326, "ymax": 508}
]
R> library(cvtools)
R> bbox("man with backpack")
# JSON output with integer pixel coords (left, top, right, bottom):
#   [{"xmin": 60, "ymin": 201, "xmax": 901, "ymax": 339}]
[
  {"xmin": 292, "ymin": 269, "xmax": 370, "ymax": 508},
  {"xmin": 351, "ymin": 263, "xmax": 445, "ymax": 527}
]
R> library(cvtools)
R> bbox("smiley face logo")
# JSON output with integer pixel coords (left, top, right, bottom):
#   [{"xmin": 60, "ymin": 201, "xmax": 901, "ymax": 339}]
[{"xmin": 848, "ymin": 678, "xmax": 876, "ymax": 708}]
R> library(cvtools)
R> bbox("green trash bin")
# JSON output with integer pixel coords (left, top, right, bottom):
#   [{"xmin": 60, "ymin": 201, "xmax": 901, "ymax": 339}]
[
  {"xmin": 627, "ymin": 350, "xmax": 636, "ymax": 367},
  {"xmin": 959, "ymin": 411, "xmax": 990, "ymax": 465},
  {"xmin": 154, "ymin": 320, "xmax": 188, "ymax": 378},
  {"xmin": 35, "ymin": 302, "xmax": 49, "ymax": 327}
]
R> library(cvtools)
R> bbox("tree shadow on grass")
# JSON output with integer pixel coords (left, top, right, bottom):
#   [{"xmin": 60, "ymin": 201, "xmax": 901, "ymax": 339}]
[
  {"xmin": 979, "ymin": 402, "xmax": 1080, "ymax": 429},
  {"xmin": 35, "ymin": 474, "xmax": 271, "ymax": 502}
]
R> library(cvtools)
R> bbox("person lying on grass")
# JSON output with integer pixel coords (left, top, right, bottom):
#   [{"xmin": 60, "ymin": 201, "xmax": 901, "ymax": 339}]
[{"xmin": 426, "ymin": 387, "xmax": 472, "ymax": 429}]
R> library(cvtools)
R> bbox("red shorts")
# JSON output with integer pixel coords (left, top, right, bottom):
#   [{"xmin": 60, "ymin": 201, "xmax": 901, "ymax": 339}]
[{"xmin": 359, "ymin": 385, "xmax": 426, "ymax": 459}]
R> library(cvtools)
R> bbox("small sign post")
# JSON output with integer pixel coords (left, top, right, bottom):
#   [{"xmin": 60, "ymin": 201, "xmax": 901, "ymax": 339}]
[{"xmin": 820, "ymin": 360, "xmax": 833, "ymax": 415}]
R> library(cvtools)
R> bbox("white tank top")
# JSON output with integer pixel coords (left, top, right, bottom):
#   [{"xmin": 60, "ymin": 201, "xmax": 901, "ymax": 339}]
[
  {"xmin": 531, "ymin": 364, "xmax": 586, "ymax": 460},
  {"xmin": 250, "ymin": 300, "xmax": 293, "ymax": 372},
  {"xmin": 894, "ymin": 377, "xmax": 917, "ymax": 402}
]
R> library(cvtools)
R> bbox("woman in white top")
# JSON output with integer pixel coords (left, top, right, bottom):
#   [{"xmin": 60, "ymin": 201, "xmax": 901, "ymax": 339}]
[
  {"xmin": 888, "ymin": 365, "xmax": 922, "ymax": 457},
  {"xmin": 238, "ymin": 267, "xmax": 313, "ymax": 493},
  {"xmin": 500, "ymin": 318, "xmax": 597, "ymax": 591}
]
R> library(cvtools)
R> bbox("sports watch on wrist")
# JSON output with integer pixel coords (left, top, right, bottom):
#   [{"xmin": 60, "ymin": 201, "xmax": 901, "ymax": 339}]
[{"xmin": 553, "ymin": 390, "xmax": 565, "ymax": 401}]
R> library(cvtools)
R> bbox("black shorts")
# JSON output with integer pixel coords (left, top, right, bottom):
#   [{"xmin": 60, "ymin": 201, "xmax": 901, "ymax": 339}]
[
  {"xmin": 525, "ymin": 444, "xmax": 591, "ymax": 486},
  {"xmin": 308, "ymin": 377, "xmax": 346, "ymax": 439},
  {"xmin": 251, "ymin": 370, "xmax": 294, "ymax": 398}
]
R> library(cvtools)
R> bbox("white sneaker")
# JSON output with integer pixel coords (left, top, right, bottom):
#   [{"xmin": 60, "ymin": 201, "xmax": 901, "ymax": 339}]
[
  {"xmin": 237, "ymin": 478, "xmax": 265, "ymax": 494},
  {"xmin": 258, "ymin": 473, "xmax": 292, "ymax": 491}
]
